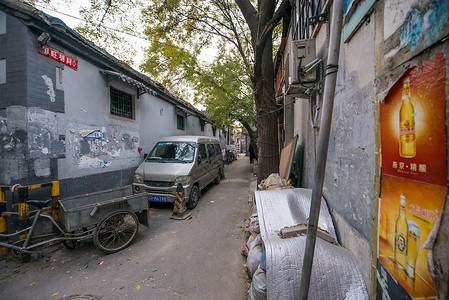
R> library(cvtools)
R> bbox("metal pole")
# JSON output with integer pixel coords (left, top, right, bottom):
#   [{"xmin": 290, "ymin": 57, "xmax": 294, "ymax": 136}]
[{"xmin": 299, "ymin": 0, "xmax": 345, "ymax": 299}]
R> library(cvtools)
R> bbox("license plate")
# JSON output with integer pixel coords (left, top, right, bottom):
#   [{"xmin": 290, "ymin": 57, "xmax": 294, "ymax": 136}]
[{"xmin": 148, "ymin": 195, "xmax": 167, "ymax": 202}]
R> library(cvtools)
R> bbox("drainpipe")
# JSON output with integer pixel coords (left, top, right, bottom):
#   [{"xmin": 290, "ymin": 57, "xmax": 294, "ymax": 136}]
[{"xmin": 299, "ymin": 0, "xmax": 345, "ymax": 299}]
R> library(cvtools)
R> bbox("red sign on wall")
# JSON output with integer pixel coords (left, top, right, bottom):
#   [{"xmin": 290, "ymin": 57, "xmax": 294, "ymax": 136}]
[{"xmin": 37, "ymin": 43, "xmax": 78, "ymax": 70}]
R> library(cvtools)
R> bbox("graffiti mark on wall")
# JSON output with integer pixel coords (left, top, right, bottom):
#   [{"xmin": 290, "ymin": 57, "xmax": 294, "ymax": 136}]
[
  {"xmin": 400, "ymin": 1, "xmax": 449, "ymax": 51},
  {"xmin": 41, "ymin": 75, "xmax": 56, "ymax": 102},
  {"xmin": 72, "ymin": 124, "xmax": 139, "ymax": 169},
  {"xmin": 80, "ymin": 128, "xmax": 106, "ymax": 139},
  {"xmin": 78, "ymin": 155, "xmax": 112, "ymax": 169}
]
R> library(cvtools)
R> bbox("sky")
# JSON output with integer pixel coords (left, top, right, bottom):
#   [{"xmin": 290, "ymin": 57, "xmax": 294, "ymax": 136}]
[
  {"xmin": 35, "ymin": 0, "xmax": 150, "ymax": 67},
  {"xmin": 35, "ymin": 0, "xmax": 217, "ymax": 66}
]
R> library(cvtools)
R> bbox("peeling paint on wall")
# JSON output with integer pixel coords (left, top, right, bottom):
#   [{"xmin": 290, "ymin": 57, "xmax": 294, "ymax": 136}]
[
  {"xmin": 33, "ymin": 158, "xmax": 50, "ymax": 177},
  {"xmin": 69, "ymin": 123, "xmax": 139, "ymax": 170},
  {"xmin": 78, "ymin": 155, "xmax": 111, "ymax": 169},
  {"xmin": 28, "ymin": 108, "xmax": 60, "ymax": 159},
  {"xmin": 41, "ymin": 75, "xmax": 56, "ymax": 102},
  {"xmin": 80, "ymin": 128, "xmax": 105, "ymax": 139},
  {"xmin": 400, "ymin": 1, "xmax": 449, "ymax": 51}
]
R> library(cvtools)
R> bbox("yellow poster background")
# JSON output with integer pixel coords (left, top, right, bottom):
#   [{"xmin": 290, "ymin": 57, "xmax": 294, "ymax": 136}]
[{"xmin": 379, "ymin": 175, "xmax": 446, "ymax": 298}]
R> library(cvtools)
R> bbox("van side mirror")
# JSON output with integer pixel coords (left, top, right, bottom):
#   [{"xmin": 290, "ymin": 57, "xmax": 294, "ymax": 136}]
[{"xmin": 197, "ymin": 155, "xmax": 202, "ymax": 164}]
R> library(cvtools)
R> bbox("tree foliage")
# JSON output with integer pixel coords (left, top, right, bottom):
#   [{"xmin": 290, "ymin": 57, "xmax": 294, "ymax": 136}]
[
  {"xmin": 139, "ymin": 1, "xmax": 255, "ymax": 113},
  {"xmin": 191, "ymin": 52, "xmax": 255, "ymax": 128},
  {"xmin": 139, "ymin": 0, "xmax": 261, "ymax": 150},
  {"xmin": 76, "ymin": 0, "xmax": 145, "ymax": 66}
]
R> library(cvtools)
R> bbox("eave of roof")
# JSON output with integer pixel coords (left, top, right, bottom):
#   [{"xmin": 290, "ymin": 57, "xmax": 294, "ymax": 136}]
[{"xmin": 0, "ymin": 0, "xmax": 208, "ymax": 120}]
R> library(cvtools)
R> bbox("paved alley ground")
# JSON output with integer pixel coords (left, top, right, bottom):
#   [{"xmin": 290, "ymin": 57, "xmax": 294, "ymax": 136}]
[{"xmin": 0, "ymin": 155, "xmax": 253, "ymax": 300}]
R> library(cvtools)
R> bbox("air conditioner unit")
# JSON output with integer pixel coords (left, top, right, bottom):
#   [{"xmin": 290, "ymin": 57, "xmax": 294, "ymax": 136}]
[{"xmin": 285, "ymin": 39, "xmax": 317, "ymax": 97}]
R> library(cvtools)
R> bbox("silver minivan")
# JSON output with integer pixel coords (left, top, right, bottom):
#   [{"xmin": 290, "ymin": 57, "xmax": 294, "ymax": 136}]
[{"xmin": 133, "ymin": 136, "xmax": 224, "ymax": 209}]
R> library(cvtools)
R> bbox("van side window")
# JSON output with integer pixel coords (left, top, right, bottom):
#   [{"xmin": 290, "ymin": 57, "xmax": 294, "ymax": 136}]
[
  {"xmin": 214, "ymin": 144, "xmax": 221, "ymax": 157},
  {"xmin": 198, "ymin": 144, "xmax": 207, "ymax": 160},
  {"xmin": 207, "ymin": 144, "xmax": 215, "ymax": 159}
]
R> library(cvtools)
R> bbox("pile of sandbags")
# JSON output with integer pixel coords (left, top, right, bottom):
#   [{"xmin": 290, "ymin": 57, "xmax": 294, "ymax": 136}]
[{"xmin": 244, "ymin": 203, "xmax": 267, "ymax": 300}]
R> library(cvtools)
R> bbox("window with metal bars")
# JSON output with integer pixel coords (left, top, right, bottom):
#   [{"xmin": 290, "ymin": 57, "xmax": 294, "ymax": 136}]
[
  {"xmin": 292, "ymin": 0, "xmax": 324, "ymax": 40},
  {"xmin": 110, "ymin": 87, "xmax": 133, "ymax": 119}
]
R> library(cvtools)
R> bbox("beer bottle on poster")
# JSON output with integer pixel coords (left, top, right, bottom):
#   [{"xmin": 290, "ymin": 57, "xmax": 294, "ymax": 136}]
[
  {"xmin": 399, "ymin": 77, "xmax": 416, "ymax": 158},
  {"xmin": 407, "ymin": 221, "xmax": 420, "ymax": 281},
  {"xmin": 394, "ymin": 195, "xmax": 408, "ymax": 273}
]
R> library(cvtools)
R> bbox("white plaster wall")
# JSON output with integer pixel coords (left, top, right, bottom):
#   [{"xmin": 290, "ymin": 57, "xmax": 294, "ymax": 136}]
[
  {"xmin": 323, "ymin": 11, "xmax": 376, "ymax": 288},
  {"xmin": 185, "ymin": 115, "xmax": 199, "ymax": 135},
  {"xmin": 293, "ymin": 97, "xmax": 309, "ymax": 149},
  {"xmin": 384, "ymin": 0, "xmax": 420, "ymax": 40},
  {"xmin": 59, "ymin": 55, "xmax": 141, "ymax": 179},
  {"xmin": 139, "ymin": 94, "xmax": 176, "ymax": 153},
  {"xmin": 315, "ymin": 21, "xmax": 329, "ymax": 57},
  {"xmin": 345, "ymin": 19, "xmax": 376, "ymax": 88},
  {"xmin": 204, "ymin": 123, "xmax": 214, "ymax": 137}
]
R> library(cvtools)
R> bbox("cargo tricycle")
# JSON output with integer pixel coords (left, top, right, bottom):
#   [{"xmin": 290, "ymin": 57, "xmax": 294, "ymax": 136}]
[{"xmin": 0, "ymin": 185, "xmax": 149, "ymax": 260}]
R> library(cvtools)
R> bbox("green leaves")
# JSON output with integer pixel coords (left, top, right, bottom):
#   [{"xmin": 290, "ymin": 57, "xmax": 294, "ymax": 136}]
[
  {"xmin": 190, "ymin": 52, "xmax": 255, "ymax": 127},
  {"xmin": 140, "ymin": 0, "xmax": 255, "ymax": 126},
  {"xmin": 73, "ymin": 0, "xmax": 145, "ymax": 65}
]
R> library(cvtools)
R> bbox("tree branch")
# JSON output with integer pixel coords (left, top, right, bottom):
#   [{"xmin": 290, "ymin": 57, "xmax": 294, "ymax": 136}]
[
  {"xmin": 235, "ymin": 0, "xmax": 258, "ymax": 42},
  {"xmin": 256, "ymin": 0, "xmax": 291, "ymax": 55}
]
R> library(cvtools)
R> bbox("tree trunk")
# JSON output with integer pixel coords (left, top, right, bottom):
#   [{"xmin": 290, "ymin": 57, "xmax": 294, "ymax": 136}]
[
  {"xmin": 254, "ymin": 30, "xmax": 279, "ymax": 182},
  {"xmin": 236, "ymin": 0, "xmax": 290, "ymax": 182},
  {"xmin": 240, "ymin": 120, "xmax": 258, "ymax": 156}
]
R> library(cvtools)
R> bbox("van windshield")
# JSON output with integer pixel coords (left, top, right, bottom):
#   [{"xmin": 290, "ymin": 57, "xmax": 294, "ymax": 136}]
[{"xmin": 146, "ymin": 142, "xmax": 196, "ymax": 163}]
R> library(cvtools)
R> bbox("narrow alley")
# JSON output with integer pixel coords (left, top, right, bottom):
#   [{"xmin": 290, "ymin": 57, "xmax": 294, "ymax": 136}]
[{"xmin": 0, "ymin": 156, "xmax": 253, "ymax": 300}]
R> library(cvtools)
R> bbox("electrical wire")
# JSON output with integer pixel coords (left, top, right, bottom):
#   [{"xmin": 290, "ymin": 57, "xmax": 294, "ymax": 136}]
[
  {"xmin": 35, "ymin": 4, "xmax": 338, "ymax": 118},
  {"xmin": 34, "ymin": 4, "xmax": 218, "ymax": 59},
  {"xmin": 258, "ymin": 61, "xmax": 339, "ymax": 118}
]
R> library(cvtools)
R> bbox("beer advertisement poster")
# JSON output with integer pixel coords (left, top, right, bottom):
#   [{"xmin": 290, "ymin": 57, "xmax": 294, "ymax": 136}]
[
  {"xmin": 379, "ymin": 53, "xmax": 447, "ymax": 187},
  {"xmin": 378, "ymin": 175, "xmax": 446, "ymax": 298},
  {"xmin": 377, "ymin": 53, "xmax": 447, "ymax": 299}
]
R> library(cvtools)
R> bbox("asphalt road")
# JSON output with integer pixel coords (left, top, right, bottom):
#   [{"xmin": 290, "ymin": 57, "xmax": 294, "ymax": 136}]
[{"xmin": 0, "ymin": 155, "xmax": 253, "ymax": 300}]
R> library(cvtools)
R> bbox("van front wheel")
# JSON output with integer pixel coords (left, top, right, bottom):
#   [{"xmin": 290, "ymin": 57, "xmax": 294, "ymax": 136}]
[{"xmin": 187, "ymin": 185, "xmax": 199, "ymax": 209}]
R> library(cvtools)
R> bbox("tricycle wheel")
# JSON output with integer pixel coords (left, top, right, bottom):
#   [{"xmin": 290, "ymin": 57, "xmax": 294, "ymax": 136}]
[
  {"xmin": 11, "ymin": 241, "xmax": 32, "ymax": 262},
  {"xmin": 93, "ymin": 210, "xmax": 139, "ymax": 254},
  {"xmin": 63, "ymin": 239, "xmax": 77, "ymax": 250}
]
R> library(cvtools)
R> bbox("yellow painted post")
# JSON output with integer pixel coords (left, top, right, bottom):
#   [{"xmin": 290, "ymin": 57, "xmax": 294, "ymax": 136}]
[
  {"xmin": 18, "ymin": 188, "xmax": 29, "ymax": 221},
  {"xmin": 51, "ymin": 181, "xmax": 60, "ymax": 222},
  {"xmin": 173, "ymin": 183, "xmax": 186, "ymax": 215},
  {"xmin": 18, "ymin": 187, "xmax": 29, "ymax": 241},
  {"xmin": 0, "ymin": 189, "xmax": 7, "ymax": 256},
  {"xmin": 170, "ymin": 183, "xmax": 191, "ymax": 220}
]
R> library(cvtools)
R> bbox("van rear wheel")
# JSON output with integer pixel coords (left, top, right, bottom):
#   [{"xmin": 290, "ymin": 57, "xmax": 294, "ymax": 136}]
[
  {"xmin": 214, "ymin": 170, "xmax": 221, "ymax": 184},
  {"xmin": 187, "ymin": 185, "xmax": 199, "ymax": 209}
]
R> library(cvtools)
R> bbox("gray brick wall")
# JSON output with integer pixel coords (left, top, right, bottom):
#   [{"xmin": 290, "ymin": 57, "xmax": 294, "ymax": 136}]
[
  {"xmin": 0, "ymin": 14, "xmax": 27, "ymax": 108},
  {"xmin": 26, "ymin": 30, "xmax": 64, "ymax": 112}
]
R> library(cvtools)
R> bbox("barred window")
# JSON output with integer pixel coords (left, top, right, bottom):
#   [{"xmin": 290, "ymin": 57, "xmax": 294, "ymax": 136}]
[
  {"xmin": 177, "ymin": 114, "xmax": 185, "ymax": 130},
  {"xmin": 200, "ymin": 119, "xmax": 205, "ymax": 132},
  {"xmin": 110, "ymin": 87, "xmax": 133, "ymax": 119},
  {"xmin": 292, "ymin": 0, "xmax": 324, "ymax": 40}
]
